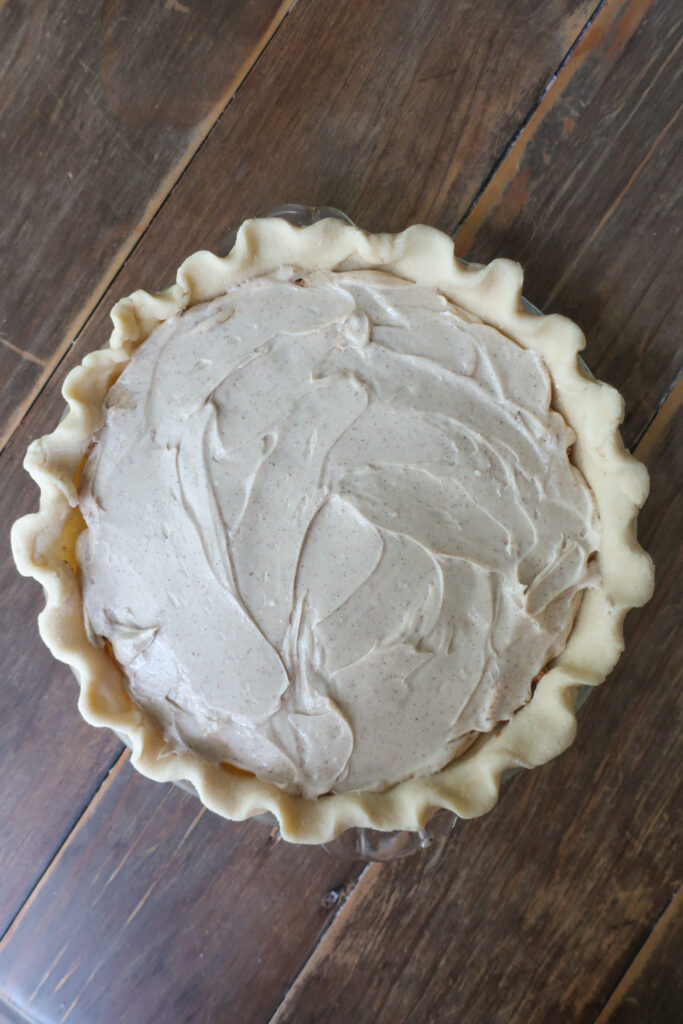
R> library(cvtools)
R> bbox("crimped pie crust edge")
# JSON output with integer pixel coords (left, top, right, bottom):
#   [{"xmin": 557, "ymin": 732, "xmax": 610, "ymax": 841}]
[{"xmin": 11, "ymin": 218, "xmax": 654, "ymax": 842}]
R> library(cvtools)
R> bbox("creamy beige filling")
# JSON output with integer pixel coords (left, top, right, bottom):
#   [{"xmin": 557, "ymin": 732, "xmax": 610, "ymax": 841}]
[{"xmin": 77, "ymin": 268, "xmax": 599, "ymax": 798}]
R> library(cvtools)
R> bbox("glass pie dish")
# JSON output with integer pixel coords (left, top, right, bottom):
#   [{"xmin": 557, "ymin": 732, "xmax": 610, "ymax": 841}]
[{"xmin": 13, "ymin": 203, "xmax": 652, "ymax": 863}]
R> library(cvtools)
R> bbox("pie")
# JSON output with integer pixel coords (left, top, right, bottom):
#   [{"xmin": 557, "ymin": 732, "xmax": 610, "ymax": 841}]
[{"xmin": 12, "ymin": 217, "xmax": 654, "ymax": 842}]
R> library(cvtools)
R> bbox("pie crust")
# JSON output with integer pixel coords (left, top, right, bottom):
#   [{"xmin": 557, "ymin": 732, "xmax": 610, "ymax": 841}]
[{"xmin": 11, "ymin": 218, "xmax": 654, "ymax": 842}]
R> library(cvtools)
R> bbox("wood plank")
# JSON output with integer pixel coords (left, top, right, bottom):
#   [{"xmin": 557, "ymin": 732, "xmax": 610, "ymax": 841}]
[
  {"xmin": 0, "ymin": 757, "xmax": 363, "ymax": 1024},
  {"xmin": 595, "ymin": 887, "xmax": 683, "ymax": 1024},
  {"xmin": 0, "ymin": 592, "xmax": 122, "ymax": 934},
  {"xmin": 269, "ymin": 375, "xmax": 682, "ymax": 1023},
  {"xmin": 0, "ymin": 0, "xmax": 293, "ymax": 448},
  {"xmin": 0, "ymin": 0, "xmax": 602, "ymax": 935},
  {"xmin": 454, "ymin": 0, "xmax": 683, "ymax": 449}
]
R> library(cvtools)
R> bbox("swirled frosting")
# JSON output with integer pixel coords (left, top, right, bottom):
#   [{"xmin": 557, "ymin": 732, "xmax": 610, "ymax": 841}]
[{"xmin": 78, "ymin": 268, "xmax": 599, "ymax": 797}]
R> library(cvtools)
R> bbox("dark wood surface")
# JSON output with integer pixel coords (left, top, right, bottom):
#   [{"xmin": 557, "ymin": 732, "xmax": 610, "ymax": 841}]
[
  {"xmin": 0, "ymin": 1, "xmax": 680, "ymax": 1022},
  {"xmin": 0, "ymin": 758, "xmax": 364, "ymax": 1024},
  {"xmin": 0, "ymin": 0, "xmax": 291, "ymax": 447},
  {"xmin": 455, "ymin": 0, "xmax": 683, "ymax": 449},
  {"xmin": 595, "ymin": 888, "xmax": 683, "ymax": 1024}
]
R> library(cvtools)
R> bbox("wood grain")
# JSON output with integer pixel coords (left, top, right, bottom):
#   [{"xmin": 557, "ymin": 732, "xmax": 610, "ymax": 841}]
[
  {"xmin": 595, "ymin": 887, "xmax": 683, "ymax": 1024},
  {"xmin": 0, "ymin": 757, "xmax": 363, "ymax": 1024},
  {"xmin": 269, "ymin": 389, "xmax": 682, "ymax": 1024},
  {"xmin": 0, "ymin": 0, "xmax": 293, "ymax": 448},
  {"xmin": 454, "ymin": 0, "xmax": 683, "ymax": 449},
  {"xmin": 0, "ymin": 0, "xmax": 602, "ymax": 936}
]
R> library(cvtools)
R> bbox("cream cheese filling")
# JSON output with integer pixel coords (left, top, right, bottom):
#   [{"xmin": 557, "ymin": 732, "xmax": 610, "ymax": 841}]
[{"xmin": 77, "ymin": 268, "xmax": 599, "ymax": 798}]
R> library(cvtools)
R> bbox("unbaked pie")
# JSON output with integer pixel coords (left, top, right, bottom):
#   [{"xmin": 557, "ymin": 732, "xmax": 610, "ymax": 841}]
[{"xmin": 12, "ymin": 217, "xmax": 653, "ymax": 842}]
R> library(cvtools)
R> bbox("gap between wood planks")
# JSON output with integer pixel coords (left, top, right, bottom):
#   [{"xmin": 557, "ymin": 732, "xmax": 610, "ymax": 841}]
[
  {"xmin": 0, "ymin": 0, "xmax": 673, "ymax": 1007},
  {"xmin": 593, "ymin": 886, "xmax": 682, "ymax": 1023},
  {"xmin": 448, "ymin": 0, "xmax": 662, "ymax": 250},
  {"xmin": 0, "ymin": 749, "xmax": 126, "ymax": 950},
  {"xmin": 0, "ymin": 0, "xmax": 297, "ymax": 455},
  {"xmin": 633, "ymin": 371, "xmax": 683, "ymax": 460},
  {"xmin": 447, "ymin": 0, "xmax": 610, "ymax": 237}
]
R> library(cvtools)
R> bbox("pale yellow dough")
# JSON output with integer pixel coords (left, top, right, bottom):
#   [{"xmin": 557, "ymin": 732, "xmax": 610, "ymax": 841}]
[{"xmin": 12, "ymin": 218, "xmax": 654, "ymax": 843}]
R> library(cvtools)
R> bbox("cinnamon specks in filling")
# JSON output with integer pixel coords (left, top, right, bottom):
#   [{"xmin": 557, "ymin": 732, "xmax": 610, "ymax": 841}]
[{"xmin": 77, "ymin": 268, "xmax": 599, "ymax": 797}]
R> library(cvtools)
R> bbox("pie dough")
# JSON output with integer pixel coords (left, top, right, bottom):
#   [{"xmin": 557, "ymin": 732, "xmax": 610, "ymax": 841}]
[{"xmin": 12, "ymin": 218, "xmax": 654, "ymax": 842}]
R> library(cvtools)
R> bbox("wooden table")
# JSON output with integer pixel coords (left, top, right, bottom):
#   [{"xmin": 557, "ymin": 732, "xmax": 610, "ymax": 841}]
[{"xmin": 1, "ymin": 1, "xmax": 681, "ymax": 1021}]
